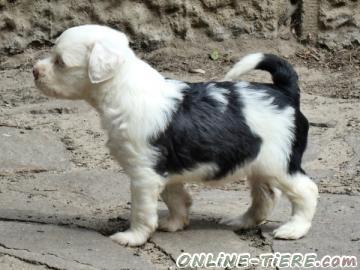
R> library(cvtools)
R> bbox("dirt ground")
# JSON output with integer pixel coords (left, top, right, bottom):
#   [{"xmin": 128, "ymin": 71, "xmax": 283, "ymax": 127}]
[{"xmin": 0, "ymin": 36, "xmax": 359, "ymax": 269}]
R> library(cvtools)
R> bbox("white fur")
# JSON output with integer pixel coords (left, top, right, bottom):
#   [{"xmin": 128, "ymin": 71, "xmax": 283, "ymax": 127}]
[
  {"xmin": 34, "ymin": 25, "xmax": 181, "ymax": 246},
  {"xmin": 88, "ymin": 41, "xmax": 123, "ymax": 83},
  {"xmin": 34, "ymin": 25, "xmax": 318, "ymax": 246},
  {"xmin": 159, "ymin": 183, "xmax": 192, "ymax": 232},
  {"xmin": 207, "ymin": 84, "xmax": 230, "ymax": 113},
  {"xmin": 234, "ymin": 87, "xmax": 318, "ymax": 238},
  {"xmin": 168, "ymin": 163, "xmax": 220, "ymax": 184},
  {"xmin": 273, "ymin": 173, "xmax": 318, "ymax": 239},
  {"xmin": 222, "ymin": 179, "xmax": 281, "ymax": 229},
  {"xmin": 239, "ymin": 87, "xmax": 295, "ymax": 176},
  {"xmin": 224, "ymin": 53, "xmax": 264, "ymax": 81}
]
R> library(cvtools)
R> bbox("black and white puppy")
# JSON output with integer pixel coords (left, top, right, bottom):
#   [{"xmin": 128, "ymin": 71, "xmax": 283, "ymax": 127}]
[{"xmin": 33, "ymin": 25, "xmax": 318, "ymax": 246}]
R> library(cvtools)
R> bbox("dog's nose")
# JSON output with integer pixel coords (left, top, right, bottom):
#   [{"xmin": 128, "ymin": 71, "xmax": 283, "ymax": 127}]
[{"xmin": 33, "ymin": 67, "xmax": 39, "ymax": 80}]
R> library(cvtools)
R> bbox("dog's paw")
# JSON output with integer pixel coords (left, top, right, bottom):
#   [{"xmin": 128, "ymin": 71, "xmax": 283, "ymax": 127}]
[
  {"xmin": 273, "ymin": 220, "xmax": 311, "ymax": 240},
  {"xmin": 221, "ymin": 214, "xmax": 259, "ymax": 230},
  {"xmin": 110, "ymin": 230, "xmax": 149, "ymax": 246},
  {"xmin": 158, "ymin": 217, "xmax": 188, "ymax": 232}
]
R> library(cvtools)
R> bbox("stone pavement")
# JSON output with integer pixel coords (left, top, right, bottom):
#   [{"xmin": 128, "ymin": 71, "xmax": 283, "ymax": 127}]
[{"xmin": 0, "ymin": 68, "xmax": 359, "ymax": 269}]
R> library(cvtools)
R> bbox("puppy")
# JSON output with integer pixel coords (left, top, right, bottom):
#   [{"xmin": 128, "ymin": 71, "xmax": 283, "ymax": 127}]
[{"xmin": 33, "ymin": 25, "xmax": 318, "ymax": 246}]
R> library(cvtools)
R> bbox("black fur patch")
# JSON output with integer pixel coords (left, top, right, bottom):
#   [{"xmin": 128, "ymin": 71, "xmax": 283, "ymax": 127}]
[
  {"xmin": 151, "ymin": 81, "xmax": 262, "ymax": 180},
  {"xmin": 256, "ymin": 54, "xmax": 300, "ymax": 106},
  {"xmin": 151, "ymin": 72, "xmax": 308, "ymax": 178},
  {"xmin": 250, "ymin": 82, "xmax": 293, "ymax": 109},
  {"xmin": 288, "ymin": 109, "xmax": 309, "ymax": 174}
]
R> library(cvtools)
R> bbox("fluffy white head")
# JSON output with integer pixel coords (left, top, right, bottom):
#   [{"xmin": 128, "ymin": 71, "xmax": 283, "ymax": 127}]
[{"xmin": 33, "ymin": 25, "xmax": 131, "ymax": 99}]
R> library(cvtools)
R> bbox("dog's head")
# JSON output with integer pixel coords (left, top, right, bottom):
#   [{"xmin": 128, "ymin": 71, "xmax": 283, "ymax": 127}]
[{"xmin": 33, "ymin": 25, "xmax": 130, "ymax": 100}]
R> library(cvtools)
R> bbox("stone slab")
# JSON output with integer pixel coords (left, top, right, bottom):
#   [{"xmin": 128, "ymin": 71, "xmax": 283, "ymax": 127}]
[
  {"xmin": 190, "ymin": 188, "xmax": 252, "ymax": 220},
  {"xmin": 154, "ymin": 188, "xmax": 272, "ymax": 269},
  {"xmin": 0, "ymin": 170, "xmax": 131, "ymax": 233},
  {"xmin": 0, "ymin": 254, "xmax": 49, "ymax": 270},
  {"xmin": 152, "ymin": 222, "xmax": 271, "ymax": 267},
  {"xmin": 0, "ymin": 221, "xmax": 155, "ymax": 270},
  {"xmin": 303, "ymin": 135, "xmax": 322, "ymax": 163},
  {"xmin": 157, "ymin": 187, "xmax": 359, "ymax": 268},
  {"xmin": 0, "ymin": 127, "xmax": 71, "ymax": 174},
  {"xmin": 261, "ymin": 194, "xmax": 360, "ymax": 263}
]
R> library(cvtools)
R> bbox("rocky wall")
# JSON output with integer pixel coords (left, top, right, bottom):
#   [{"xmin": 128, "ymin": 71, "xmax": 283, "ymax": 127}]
[
  {"xmin": 0, "ymin": 0, "xmax": 293, "ymax": 56},
  {"xmin": 0, "ymin": 0, "xmax": 359, "ymax": 57},
  {"xmin": 302, "ymin": 0, "xmax": 360, "ymax": 49}
]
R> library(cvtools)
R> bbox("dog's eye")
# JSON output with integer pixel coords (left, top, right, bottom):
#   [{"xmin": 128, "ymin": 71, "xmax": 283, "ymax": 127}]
[{"xmin": 54, "ymin": 56, "xmax": 65, "ymax": 68}]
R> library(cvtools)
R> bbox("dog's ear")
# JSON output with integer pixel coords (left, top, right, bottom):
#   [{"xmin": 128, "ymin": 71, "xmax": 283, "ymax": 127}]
[{"xmin": 88, "ymin": 41, "xmax": 123, "ymax": 84}]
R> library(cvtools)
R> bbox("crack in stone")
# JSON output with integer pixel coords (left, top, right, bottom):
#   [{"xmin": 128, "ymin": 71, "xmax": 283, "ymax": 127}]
[
  {"xmin": 7, "ymin": 187, "xmax": 49, "ymax": 198},
  {"xmin": 1, "ymin": 253, "xmax": 61, "ymax": 270},
  {"xmin": 259, "ymin": 228, "xmax": 279, "ymax": 270},
  {"xmin": 0, "ymin": 217, "xmax": 53, "ymax": 226},
  {"xmin": 73, "ymin": 259, "xmax": 97, "ymax": 268},
  {"xmin": 0, "ymin": 168, "xmax": 48, "ymax": 176},
  {"xmin": 0, "ymin": 217, "xmax": 93, "ymax": 232},
  {"xmin": 148, "ymin": 239, "xmax": 176, "ymax": 263},
  {"xmin": 0, "ymin": 242, "xmax": 32, "ymax": 253},
  {"xmin": 0, "ymin": 123, "xmax": 33, "ymax": 130},
  {"xmin": 0, "ymin": 242, "xmax": 98, "ymax": 270},
  {"xmin": 0, "ymin": 245, "xmax": 62, "ymax": 270},
  {"xmin": 46, "ymin": 252, "xmax": 97, "ymax": 269}
]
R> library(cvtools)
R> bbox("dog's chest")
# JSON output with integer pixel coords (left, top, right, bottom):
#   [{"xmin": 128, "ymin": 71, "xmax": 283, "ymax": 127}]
[{"xmin": 103, "ymin": 114, "xmax": 158, "ymax": 171}]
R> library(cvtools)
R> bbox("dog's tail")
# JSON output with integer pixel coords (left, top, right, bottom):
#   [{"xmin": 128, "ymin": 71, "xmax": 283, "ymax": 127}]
[{"xmin": 224, "ymin": 53, "xmax": 300, "ymax": 103}]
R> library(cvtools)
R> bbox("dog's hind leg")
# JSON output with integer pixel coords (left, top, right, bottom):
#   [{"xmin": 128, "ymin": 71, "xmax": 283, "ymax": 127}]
[
  {"xmin": 222, "ymin": 176, "xmax": 281, "ymax": 229},
  {"xmin": 273, "ymin": 173, "xmax": 318, "ymax": 239},
  {"xmin": 158, "ymin": 182, "xmax": 192, "ymax": 232}
]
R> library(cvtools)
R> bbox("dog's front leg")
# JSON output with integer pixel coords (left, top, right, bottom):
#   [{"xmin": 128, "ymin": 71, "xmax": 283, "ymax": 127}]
[{"xmin": 111, "ymin": 173, "xmax": 164, "ymax": 246}]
